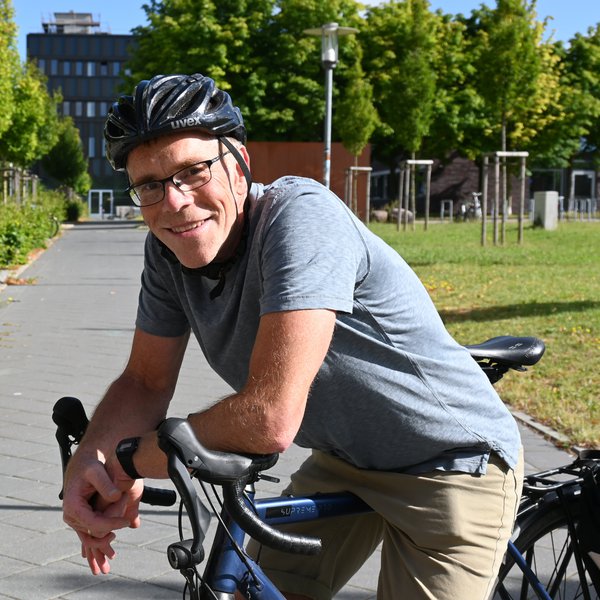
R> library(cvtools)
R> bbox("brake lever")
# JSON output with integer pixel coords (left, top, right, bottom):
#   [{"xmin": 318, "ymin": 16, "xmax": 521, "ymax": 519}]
[
  {"xmin": 162, "ymin": 441, "xmax": 212, "ymax": 570},
  {"xmin": 52, "ymin": 396, "xmax": 177, "ymax": 507}
]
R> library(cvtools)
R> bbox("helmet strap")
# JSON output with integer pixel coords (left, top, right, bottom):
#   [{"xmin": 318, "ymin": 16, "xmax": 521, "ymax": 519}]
[{"xmin": 218, "ymin": 136, "xmax": 252, "ymax": 200}]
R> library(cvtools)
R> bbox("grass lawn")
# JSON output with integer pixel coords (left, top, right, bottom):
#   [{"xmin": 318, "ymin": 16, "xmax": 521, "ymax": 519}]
[{"xmin": 369, "ymin": 219, "xmax": 600, "ymax": 449}]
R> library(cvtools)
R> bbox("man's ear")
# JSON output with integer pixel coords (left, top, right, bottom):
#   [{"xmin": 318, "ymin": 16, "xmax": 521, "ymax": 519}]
[{"xmin": 235, "ymin": 145, "xmax": 251, "ymax": 195}]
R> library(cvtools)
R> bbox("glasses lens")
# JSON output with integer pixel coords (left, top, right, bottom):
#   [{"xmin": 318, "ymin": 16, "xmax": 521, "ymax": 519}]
[
  {"xmin": 175, "ymin": 162, "xmax": 211, "ymax": 192},
  {"xmin": 130, "ymin": 181, "xmax": 164, "ymax": 207}
]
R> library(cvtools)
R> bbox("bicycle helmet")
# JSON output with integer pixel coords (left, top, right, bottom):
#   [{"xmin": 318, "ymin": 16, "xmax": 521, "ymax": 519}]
[{"xmin": 104, "ymin": 73, "xmax": 246, "ymax": 171}]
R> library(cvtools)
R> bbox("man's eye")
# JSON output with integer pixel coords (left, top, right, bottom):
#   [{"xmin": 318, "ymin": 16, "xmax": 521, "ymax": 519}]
[
  {"xmin": 138, "ymin": 181, "xmax": 162, "ymax": 193},
  {"xmin": 179, "ymin": 164, "xmax": 205, "ymax": 181}
]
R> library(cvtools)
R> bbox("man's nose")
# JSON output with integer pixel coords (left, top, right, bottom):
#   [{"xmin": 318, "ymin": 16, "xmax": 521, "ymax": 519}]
[{"xmin": 162, "ymin": 180, "xmax": 193, "ymax": 209}]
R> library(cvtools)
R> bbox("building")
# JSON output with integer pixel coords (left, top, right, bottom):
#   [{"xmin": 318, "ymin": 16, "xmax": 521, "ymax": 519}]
[{"xmin": 27, "ymin": 12, "xmax": 135, "ymax": 216}]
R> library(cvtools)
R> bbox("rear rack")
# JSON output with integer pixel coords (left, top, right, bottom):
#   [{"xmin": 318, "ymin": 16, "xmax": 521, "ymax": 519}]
[{"xmin": 522, "ymin": 450, "xmax": 600, "ymax": 498}]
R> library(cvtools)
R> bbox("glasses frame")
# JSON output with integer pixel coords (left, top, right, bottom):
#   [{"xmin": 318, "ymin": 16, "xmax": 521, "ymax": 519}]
[{"xmin": 126, "ymin": 150, "xmax": 231, "ymax": 207}]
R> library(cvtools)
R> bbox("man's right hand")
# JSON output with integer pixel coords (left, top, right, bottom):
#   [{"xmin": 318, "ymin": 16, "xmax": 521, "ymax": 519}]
[{"xmin": 62, "ymin": 453, "xmax": 138, "ymax": 574}]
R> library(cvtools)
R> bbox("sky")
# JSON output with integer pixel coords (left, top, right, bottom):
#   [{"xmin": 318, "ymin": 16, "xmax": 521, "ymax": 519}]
[{"xmin": 12, "ymin": 0, "xmax": 600, "ymax": 61}]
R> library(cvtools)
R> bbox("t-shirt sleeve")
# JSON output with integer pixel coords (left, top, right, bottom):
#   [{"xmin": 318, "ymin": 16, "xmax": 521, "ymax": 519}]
[
  {"xmin": 135, "ymin": 234, "xmax": 190, "ymax": 337},
  {"xmin": 258, "ymin": 181, "xmax": 367, "ymax": 315}
]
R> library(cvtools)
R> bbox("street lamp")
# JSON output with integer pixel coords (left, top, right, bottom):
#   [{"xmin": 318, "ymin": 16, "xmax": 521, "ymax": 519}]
[{"xmin": 304, "ymin": 22, "xmax": 358, "ymax": 189}]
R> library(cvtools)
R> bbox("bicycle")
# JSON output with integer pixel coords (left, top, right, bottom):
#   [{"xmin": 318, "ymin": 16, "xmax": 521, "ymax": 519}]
[
  {"xmin": 49, "ymin": 214, "xmax": 60, "ymax": 238},
  {"xmin": 457, "ymin": 192, "xmax": 483, "ymax": 222},
  {"xmin": 52, "ymin": 335, "xmax": 600, "ymax": 600}
]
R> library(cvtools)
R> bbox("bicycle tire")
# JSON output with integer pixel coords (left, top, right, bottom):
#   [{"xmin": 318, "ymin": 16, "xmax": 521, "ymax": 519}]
[
  {"xmin": 492, "ymin": 495, "xmax": 599, "ymax": 600},
  {"xmin": 49, "ymin": 216, "xmax": 60, "ymax": 238}
]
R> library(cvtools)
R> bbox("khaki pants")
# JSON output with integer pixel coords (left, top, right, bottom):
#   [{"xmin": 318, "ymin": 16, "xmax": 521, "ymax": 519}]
[{"xmin": 248, "ymin": 448, "xmax": 524, "ymax": 600}]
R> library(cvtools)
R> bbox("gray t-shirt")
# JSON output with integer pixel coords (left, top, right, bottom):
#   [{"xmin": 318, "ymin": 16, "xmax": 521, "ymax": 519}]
[{"xmin": 137, "ymin": 176, "xmax": 521, "ymax": 474}]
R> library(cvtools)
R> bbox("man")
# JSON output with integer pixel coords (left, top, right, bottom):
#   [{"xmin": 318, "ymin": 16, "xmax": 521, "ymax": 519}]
[{"xmin": 62, "ymin": 73, "xmax": 523, "ymax": 600}]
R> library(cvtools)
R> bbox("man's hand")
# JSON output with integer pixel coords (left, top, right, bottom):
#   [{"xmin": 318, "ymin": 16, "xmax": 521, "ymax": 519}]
[
  {"xmin": 62, "ymin": 453, "xmax": 142, "ymax": 574},
  {"xmin": 79, "ymin": 479, "xmax": 144, "ymax": 575}
]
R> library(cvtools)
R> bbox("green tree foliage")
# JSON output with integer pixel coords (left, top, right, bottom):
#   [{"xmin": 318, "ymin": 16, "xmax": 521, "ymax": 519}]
[
  {"xmin": 0, "ymin": 0, "xmax": 18, "ymax": 140},
  {"xmin": 334, "ymin": 55, "xmax": 379, "ymax": 158},
  {"xmin": 422, "ymin": 13, "xmax": 483, "ymax": 160},
  {"xmin": 362, "ymin": 0, "xmax": 439, "ymax": 159},
  {"xmin": 124, "ymin": 0, "xmax": 277, "ymax": 139},
  {"xmin": 467, "ymin": 0, "xmax": 550, "ymax": 153},
  {"xmin": 560, "ymin": 25, "xmax": 600, "ymax": 160},
  {"xmin": 41, "ymin": 116, "xmax": 92, "ymax": 195},
  {"xmin": 0, "ymin": 61, "xmax": 61, "ymax": 167},
  {"xmin": 124, "ymin": 0, "xmax": 370, "ymax": 144},
  {"xmin": 266, "ymin": 0, "xmax": 366, "ymax": 141},
  {"xmin": 108, "ymin": 0, "xmax": 600, "ymax": 171}
]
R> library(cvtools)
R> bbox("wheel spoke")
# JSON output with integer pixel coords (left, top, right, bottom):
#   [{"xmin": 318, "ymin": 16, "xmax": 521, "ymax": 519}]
[{"xmin": 493, "ymin": 506, "xmax": 598, "ymax": 600}]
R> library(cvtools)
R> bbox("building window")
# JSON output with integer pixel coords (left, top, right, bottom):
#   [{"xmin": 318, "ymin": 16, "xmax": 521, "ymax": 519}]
[
  {"xmin": 37, "ymin": 58, "xmax": 46, "ymax": 73},
  {"xmin": 99, "ymin": 101, "xmax": 108, "ymax": 116},
  {"xmin": 86, "ymin": 102, "xmax": 95, "ymax": 117},
  {"xmin": 75, "ymin": 101, "xmax": 83, "ymax": 117},
  {"xmin": 88, "ymin": 137, "xmax": 96, "ymax": 158},
  {"xmin": 62, "ymin": 61, "xmax": 71, "ymax": 76},
  {"xmin": 87, "ymin": 61, "xmax": 95, "ymax": 76},
  {"xmin": 112, "ymin": 61, "xmax": 121, "ymax": 76},
  {"xmin": 75, "ymin": 61, "xmax": 83, "ymax": 76},
  {"xmin": 100, "ymin": 61, "xmax": 108, "ymax": 76},
  {"xmin": 63, "ymin": 101, "xmax": 70, "ymax": 116},
  {"xmin": 50, "ymin": 59, "xmax": 58, "ymax": 75}
]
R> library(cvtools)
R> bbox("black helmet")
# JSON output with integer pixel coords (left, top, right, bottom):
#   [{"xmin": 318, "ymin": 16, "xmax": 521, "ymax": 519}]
[{"xmin": 104, "ymin": 73, "xmax": 246, "ymax": 171}]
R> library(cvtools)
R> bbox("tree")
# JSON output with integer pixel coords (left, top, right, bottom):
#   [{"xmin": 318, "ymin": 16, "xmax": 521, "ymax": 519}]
[
  {"xmin": 420, "ymin": 11, "xmax": 483, "ymax": 160},
  {"xmin": 0, "ymin": 0, "xmax": 18, "ymax": 142},
  {"xmin": 469, "ymin": 0, "xmax": 551, "ymax": 153},
  {"xmin": 263, "ymin": 0, "xmax": 367, "ymax": 142},
  {"xmin": 559, "ymin": 25, "xmax": 600, "ymax": 163},
  {"xmin": 124, "ymin": 0, "xmax": 368, "ymax": 144},
  {"xmin": 41, "ymin": 116, "xmax": 91, "ymax": 195},
  {"xmin": 334, "ymin": 56, "xmax": 379, "ymax": 159},
  {"xmin": 363, "ymin": 0, "xmax": 440, "ymax": 160},
  {"xmin": 0, "ymin": 61, "xmax": 61, "ymax": 167},
  {"xmin": 124, "ymin": 0, "xmax": 277, "ymax": 139}
]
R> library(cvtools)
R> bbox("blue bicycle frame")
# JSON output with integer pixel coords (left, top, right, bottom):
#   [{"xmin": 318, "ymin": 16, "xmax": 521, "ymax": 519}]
[
  {"xmin": 504, "ymin": 541, "xmax": 552, "ymax": 600},
  {"xmin": 202, "ymin": 490, "xmax": 372, "ymax": 598},
  {"xmin": 203, "ymin": 489, "xmax": 555, "ymax": 600}
]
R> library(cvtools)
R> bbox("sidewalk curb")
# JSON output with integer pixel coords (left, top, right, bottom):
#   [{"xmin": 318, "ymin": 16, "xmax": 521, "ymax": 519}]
[{"xmin": 511, "ymin": 409, "xmax": 576, "ymax": 454}]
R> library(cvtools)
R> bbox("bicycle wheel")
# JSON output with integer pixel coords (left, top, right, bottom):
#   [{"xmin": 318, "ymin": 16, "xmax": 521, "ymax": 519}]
[
  {"xmin": 493, "ymin": 497, "xmax": 599, "ymax": 600},
  {"xmin": 50, "ymin": 216, "xmax": 60, "ymax": 237}
]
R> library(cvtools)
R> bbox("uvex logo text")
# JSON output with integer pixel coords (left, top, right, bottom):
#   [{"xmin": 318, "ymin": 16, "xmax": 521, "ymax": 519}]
[{"xmin": 170, "ymin": 117, "xmax": 204, "ymax": 129}]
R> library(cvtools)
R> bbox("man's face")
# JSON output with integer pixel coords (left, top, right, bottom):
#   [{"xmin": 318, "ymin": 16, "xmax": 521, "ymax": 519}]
[{"xmin": 127, "ymin": 132, "xmax": 249, "ymax": 269}]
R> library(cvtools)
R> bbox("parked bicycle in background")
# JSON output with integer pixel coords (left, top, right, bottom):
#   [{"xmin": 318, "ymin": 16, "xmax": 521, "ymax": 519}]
[{"xmin": 458, "ymin": 191, "xmax": 483, "ymax": 221}]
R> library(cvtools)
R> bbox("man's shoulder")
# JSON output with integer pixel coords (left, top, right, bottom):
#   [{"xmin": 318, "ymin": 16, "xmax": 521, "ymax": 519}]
[
  {"xmin": 261, "ymin": 175, "xmax": 326, "ymax": 200},
  {"xmin": 253, "ymin": 176, "xmax": 347, "ymax": 220}
]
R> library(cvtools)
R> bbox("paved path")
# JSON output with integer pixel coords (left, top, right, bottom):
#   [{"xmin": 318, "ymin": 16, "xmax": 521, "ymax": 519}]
[{"xmin": 0, "ymin": 222, "xmax": 573, "ymax": 600}]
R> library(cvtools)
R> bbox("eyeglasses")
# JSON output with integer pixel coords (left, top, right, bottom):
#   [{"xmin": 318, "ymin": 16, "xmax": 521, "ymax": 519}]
[{"xmin": 126, "ymin": 150, "xmax": 231, "ymax": 207}]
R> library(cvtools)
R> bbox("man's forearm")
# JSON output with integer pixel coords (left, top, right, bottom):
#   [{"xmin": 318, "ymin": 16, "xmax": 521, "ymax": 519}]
[{"xmin": 79, "ymin": 372, "xmax": 172, "ymax": 461}]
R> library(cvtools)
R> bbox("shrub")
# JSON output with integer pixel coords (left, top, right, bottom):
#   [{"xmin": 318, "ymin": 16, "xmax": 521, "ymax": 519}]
[
  {"xmin": 0, "ymin": 188, "xmax": 69, "ymax": 267},
  {"xmin": 65, "ymin": 198, "xmax": 88, "ymax": 221}
]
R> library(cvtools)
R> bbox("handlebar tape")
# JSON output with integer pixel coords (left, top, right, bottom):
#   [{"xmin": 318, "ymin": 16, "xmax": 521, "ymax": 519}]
[
  {"xmin": 141, "ymin": 486, "xmax": 177, "ymax": 506},
  {"xmin": 223, "ymin": 478, "xmax": 322, "ymax": 556}
]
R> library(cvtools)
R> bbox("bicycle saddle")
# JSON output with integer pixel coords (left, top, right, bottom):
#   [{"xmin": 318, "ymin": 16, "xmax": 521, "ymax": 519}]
[{"xmin": 465, "ymin": 336, "xmax": 545, "ymax": 366}]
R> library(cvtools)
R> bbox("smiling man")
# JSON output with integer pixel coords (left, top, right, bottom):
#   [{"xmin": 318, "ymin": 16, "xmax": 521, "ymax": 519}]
[{"xmin": 61, "ymin": 73, "xmax": 524, "ymax": 600}]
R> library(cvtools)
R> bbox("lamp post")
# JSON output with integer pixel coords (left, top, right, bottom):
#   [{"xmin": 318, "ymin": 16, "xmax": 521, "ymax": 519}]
[{"xmin": 304, "ymin": 22, "xmax": 358, "ymax": 189}]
